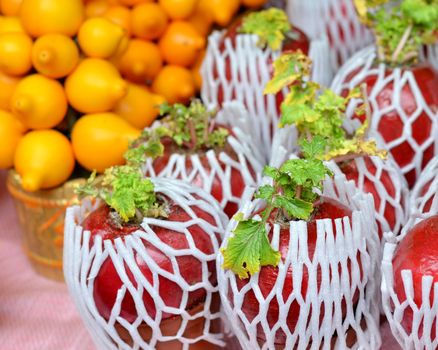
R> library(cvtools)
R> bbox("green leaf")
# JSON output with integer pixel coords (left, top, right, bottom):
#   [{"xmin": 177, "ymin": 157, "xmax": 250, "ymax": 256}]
[
  {"xmin": 264, "ymin": 52, "xmax": 311, "ymax": 94},
  {"xmin": 221, "ymin": 218, "xmax": 281, "ymax": 279},
  {"xmin": 255, "ymin": 185, "xmax": 275, "ymax": 201},
  {"xmin": 299, "ymin": 136, "xmax": 327, "ymax": 159},
  {"xmin": 240, "ymin": 8, "xmax": 291, "ymax": 51},
  {"xmin": 273, "ymin": 196, "xmax": 313, "ymax": 220},
  {"xmin": 280, "ymin": 102, "xmax": 319, "ymax": 127},
  {"xmin": 263, "ymin": 165, "xmax": 279, "ymax": 178}
]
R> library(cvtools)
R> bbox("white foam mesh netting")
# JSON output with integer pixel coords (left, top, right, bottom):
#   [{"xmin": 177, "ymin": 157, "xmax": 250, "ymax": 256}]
[
  {"xmin": 201, "ymin": 31, "xmax": 331, "ymax": 162},
  {"xmin": 381, "ymin": 217, "xmax": 438, "ymax": 350},
  {"xmin": 63, "ymin": 178, "xmax": 228, "ymax": 350},
  {"xmin": 381, "ymin": 156, "xmax": 438, "ymax": 350},
  {"xmin": 326, "ymin": 155, "xmax": 409, "ymax": 240},
  {"xmin": 217, "ymin": 175, "xmax": 381, "ymax": 350},
  {"xmin": 409, "ymin": 156, "xmax": 438, "ymax": 219},
  {"xmin": 331, "ymin": 46, "xmax": 438, "ymax": 187},
  {"xmin": 286, "ymin": 0, "xmax": 373, "ymax": 71},
  {"xmin": 422, "ymin": 44, "xmax": 438, "ymax": 72},
  {"xmin": 140, "ymin": 107, "xmax": 265, "ymax": 217}
]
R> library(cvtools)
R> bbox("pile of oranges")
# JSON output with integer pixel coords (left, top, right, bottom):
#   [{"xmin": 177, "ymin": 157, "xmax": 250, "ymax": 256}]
[{"xmin": 0, "ymin": 0, "xmax": 267, "ymax": 192}]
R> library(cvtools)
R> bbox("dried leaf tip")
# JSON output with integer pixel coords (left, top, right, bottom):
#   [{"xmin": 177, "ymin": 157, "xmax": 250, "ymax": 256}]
[{"xmin": 240, "ymin": 8, "xmax": 291, "ymax": 51}]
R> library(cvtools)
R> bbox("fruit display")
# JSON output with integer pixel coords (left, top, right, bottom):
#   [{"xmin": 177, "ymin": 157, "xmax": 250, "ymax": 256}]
[
  {"xmin": 202, "ymin": 8, "xmax": 331, "ymax": 161},
  {"xmin": 264, "ymin": 52, "xmax": 408, "ymax": 239},
  {"xmin": 218, "ymin": 137, "xmax": 381, "ymax": 348},
  {"xmin": 381, "ymin": 156, "xmax": 438, "ymax": 348},
  {"xmin": 64, "ymin": 164, "xmax": 228, "ymax": 349},
  {"xmin": 331, "ymin": 0, "xmax": 438, "ymax": 188},
  {"xmin": 0, "ymin": 0, "xmax": 271, "ymax": 193},
  {"xmin": 2, "ymin": 1, "xmax": 438, "ymax": 350},
  {"xmin": 127, "ymin": 99, "xmax": 264, "ymax": 218}
]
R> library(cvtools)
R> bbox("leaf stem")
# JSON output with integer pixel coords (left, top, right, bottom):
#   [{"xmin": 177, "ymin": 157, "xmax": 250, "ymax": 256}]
[
  {"xmin": 332, "ymin": 152, "xmax": 366, "ymax": 164},
  {"xmin": 187, "ymin": 119, "xmax": 197, "ymax": 150},
  {"xmin": 391, "ymin": 24, "xmax": 413, "ymax": 64},
  {"xmin": 360, "ymin": 83, "xmax": 372, "ymax": 139}
]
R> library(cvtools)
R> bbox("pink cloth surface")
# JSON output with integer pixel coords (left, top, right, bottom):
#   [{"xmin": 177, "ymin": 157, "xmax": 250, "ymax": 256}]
[{"xmin": 0, "ymin": 170, "xmax": 401, "ymax": 350}]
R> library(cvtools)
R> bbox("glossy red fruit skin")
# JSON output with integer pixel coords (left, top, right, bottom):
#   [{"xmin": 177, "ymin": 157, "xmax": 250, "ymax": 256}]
[
  {"xmin": 343, "ymin": 64, "xmax": 438, "ymax": 188},
  {"xmin": 149, "ymin": 129, "xmax": 254, "ymax": 219},
  {"xmin": 234, "ymin": 197, "xmax": 356, "ymax": 345},
  {"xmin": 340, "ymin": 157, "xmax": 397, "ymax": 238},
  {"xmin": 393, "ymin": 215, "xmax": 438, "ymax": 336},
  {"xmin": 83, "ymin": 203, "xmax": 218, "ymax": 323},
  {"xmin": 215, "ymin": 16, "xmax": 310, "ymax": 109}
]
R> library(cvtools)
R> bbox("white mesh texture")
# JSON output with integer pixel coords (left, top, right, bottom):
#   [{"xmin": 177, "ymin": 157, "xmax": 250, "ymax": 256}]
[
  {"xmin": 140, "ymin": 108, "xmax": 265, "ymax": 218},
  {"xmin": 423, "ymin": 44, "xmax": 438, "ymax": 72},
  {"xmin": 217, "ymin": 175, "xmax": 382, "ymax": 350},
  {"xmin": 381, "ymin": 156, "xmax": 438, "ymax": 350},
  {"xmin": 331, "ymin": 46, "xmax": 438, "ymax": 187},
  {"xmin": 409, "ymin": 156, "xmax": 438, "ymax": 219},
  {"xmin": 286, "ymin": 0, "xmax": 373, "ymax": 71},
  {"xmin": 382, "ymin": 227, "xmax": 438, "ymax": 350},
  {"xmin": 201, "ymin": 31, "xmax": 331, "ymax": 162},
  {"xmin": 326, "ymin": 156, "xmax": 409, "ymax": 240},
  {"xmin": 63, "ymin": 178, "xmax": 228, "ymax": 350}
]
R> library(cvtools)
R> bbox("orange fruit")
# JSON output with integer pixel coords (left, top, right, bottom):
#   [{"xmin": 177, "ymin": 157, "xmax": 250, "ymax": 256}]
[
  {"xmin": 241, "ymin": 0, "xmax": 267, "ymax": 8},
  {"xmin": 188, "ymin": 0, "xmax": 213, "ymax": 36},
  {"xmin": 84, "ymin": 0, "xmax": 109, "ymax": 17},
  {"xmin": 158, "ymin": 0, "xmax": 197, "ymax": 20},
  {"xmin": 0, "ymin": 71, "xmax": 19, "ymax": 110},
  {"xmin": 71, "ymin": 112, "xmax": 141, "ymax": 173},
  {"xmin": 131, "ymin": 2, "xmax": 168, "ymax": 40},
  {"xmin": 152, "ymin": 65, "xmax": 195, "ymax": 104},
  {"xmin": 10, "ymin": 74, "xmax": 68, "ymax": 129},
  {"xmin": 159, "ymin": 21, "xmax": 205, "ymax": 67},
  {"xmin": 65, "ymin": 58, "xmax": 127, "ymax": 113},
  {"xmin": 78, "ymin": 17, "xmax": 127, "ymax": 59},
  {"xmin": 192, "ymin": 49, "xmax": 205, "ymax": 91},
  {"xmin": 14, "ymin": 129, "xmax": 75, "ymax": 191},
  {"xmin": 0, "ymin": 109, "xmax": 25, "ymax": 169},
  {"xmin": 210, "ymin": 0, "xmax": 240, "ymax": 26},
  {"xmin": 0, "ymin": 32, "xmax": 32, "ymax": 76},
  {"xmin": 32, "ymin": 34, "xmax": 79, "ymax": 78},
  {"xmin": 0, "ymin": 0, "xmax": 22, "ymax": 16},
  {"xmin": 117, "ymin": 39, "xmax": 162, "ymax": 84},
  {"xmin": 118, "ymin": 0, "xmax": 153, "ymax": 6},
  {"xmin": 104, "ymin": 5, "xmax": 131, "ymax": 37},
  {"xmin": 0, "ymin": 15, "xmax": 25, "ymax": 34},
  {"xmin": 20, "ymin": 0, "xmax": 84, "ymax": 37},
  {"xmin": 113, "ymin": 83, "xmax": 165, "ymax": 129}
]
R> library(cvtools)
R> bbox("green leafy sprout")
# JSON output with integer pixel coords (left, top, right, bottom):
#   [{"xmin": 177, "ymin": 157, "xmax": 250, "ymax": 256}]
[
  {"xmin": 221, "ymin": 137, "xmax": 332, "ymax": 279},
  {"xmin": 240, "ymin": 8, "xmax": 291, "ymax": 51},
  {"xmin": 75, "ymin": 165, "xmax": 167, "ymax": 224},
  {"xmin": 354, "ymin": 0, "xmax": 438, "ymax": 65},
  {"xmin": 265, "ymin": 51, "xmax": 387, "ymax": 161},
  {"xmin": 126, "ymin": 99, "xmax": 229, "ymax": 164}
]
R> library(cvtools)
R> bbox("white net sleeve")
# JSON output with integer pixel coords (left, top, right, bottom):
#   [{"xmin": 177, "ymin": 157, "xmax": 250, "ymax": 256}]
[
  {"xmin": 201, "ymin": 31, "xmax": 331, "ymax": 162},
  {"xmin": 326, "ymin": 155, "xmax": 409, "ymax": 241},
  {"xmin": 422, "ymin": 44, "xmax": 438, "ymax": 71},
  {"xmin": 381, "ymin": 227, "xmax": 438, "ymax": 350},
  {"xmin": 217, "ymin": 175, "xmax": 381, "ymax": 349},
  {"xmin": 409, "ymin": 156, "xmax": 438, "ymax": 220},
  {"xmin": 331, "ymin": 46, "xmax": 438, "ymax": 187},
  {"xmin": 140, "ymin": 111, "xmax": 265, "ymax": 218},
  {"xmin": 63, "ymin": 178, "xmax": 228, "ymax": 350},
  {"xmin": 286, "ymin": 0, "xmax": 373, "ymax": 71},
  {"xmin": 381, "ymin": 157, "xmax": 438, "ymax": 349}
]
